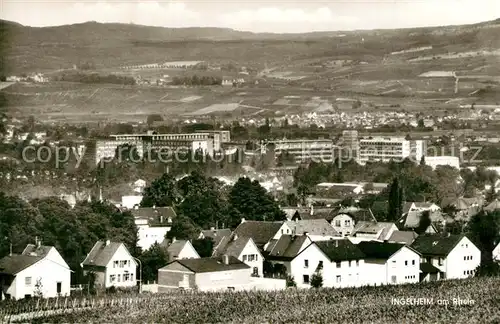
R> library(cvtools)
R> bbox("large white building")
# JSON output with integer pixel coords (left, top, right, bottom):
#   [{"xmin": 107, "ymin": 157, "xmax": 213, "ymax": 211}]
[
  {"xmin": 95, "ymin": 131, "xmax": 223, "ymax": 165},
  {"xmin": 358, "ymin": 137, "xmax": 425, "ymax": 164},
  {"xmin": 265, "ymin": 139, "xmax": 335, "ymax": 163},
  {"xmin": 423, "ymin": 156, "xmax": 460, "ymax": 170}
]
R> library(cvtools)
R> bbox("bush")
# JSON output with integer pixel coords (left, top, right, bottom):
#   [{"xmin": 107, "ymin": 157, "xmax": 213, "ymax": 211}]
[{"xmin": 310, "ymin": 273, "xmax": 323, "ymax": 288}]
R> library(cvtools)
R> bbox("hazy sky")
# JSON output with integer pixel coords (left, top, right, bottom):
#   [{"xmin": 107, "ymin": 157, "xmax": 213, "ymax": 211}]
[{"xmin": 1, "ymin": 0, "xmax": 499, "ymax": 33}]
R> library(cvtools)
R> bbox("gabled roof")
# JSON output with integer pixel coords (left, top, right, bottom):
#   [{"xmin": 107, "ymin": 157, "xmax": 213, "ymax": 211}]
[
  {"xmin": 22, "ymin": 244, "xmax": 52, "ymax": 257},
  {"xmin": 81, "ymin": 241, "xmax": 130, "ymax": 268},
  {"xmin": 166, "ymin": 240, "xmax": 191, "ymax": 259},
  {"xmin": 402, "ymin": 202, "xmax": 438, "ymax": 215},
  {"xmin": 213, "ymin": 236, "xmax": 256, "ymax": 259},
  {"xmin": 352, "ymin": 221, "xmax": 396, "ymax": 240},
  {"xmin": 357, "ymin": 241, "xmax": 417, "ymax": 259},
  {"xmin": 485, "ymin": 199, "xmax": 500, "ymax": 212},
  {"xmin": 387, "ymin": 231, "xmax": 418, "ymax": 245},
  {"xmin": 285, "ymin": 219, "xmax": 339, "ymax": 237},
  {"xmin": 411, "ymin": 234, "xmax": 465, "ymax": 257},
  {"xmin": 397, "ymin": 210, "xmax": 448, "ymax": 229},
  {"xmin": 314, "ymin": 239, "xmax": 365, "ymax": 262},
  {"xmin": 335, "ymin": 207, "xmax": 377, "ymax": 223},
  {"xmin": 233, "ymin": 221, "xmax": 283, "ymax": 247},
  {"xmin": 266, "ymin": 235, "xmax": 310, "ymax": 260},
  {"xmin": 163, "ymin": 256, "xmax": 250, "ymax": 273},
  {"xmin": 0, "ymin": 255, "xmax": 44, "ymax": 275},
  {"xmin": 288, "ymin": 207, "xmax": 337, "ymax": 222},
  {"xmin": 200, "ymin": 228, "xmax": 232, "ymax": 247},
  {"xmin": 131, "ymin": 207, "xmax": 176, "ymax": 226},
  {"xmin": 420, "ymin": 262, "xmax": 441, "ymax": 274}
]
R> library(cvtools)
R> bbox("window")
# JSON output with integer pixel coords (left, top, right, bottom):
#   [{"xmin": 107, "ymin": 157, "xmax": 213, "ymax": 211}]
[
  {"xmin": 113, "ymin": 261, "xmax": 118, "ymax": 268},
  {"xmin": 405, "ymin": 261, "xmax": 408, "ymax": 266},
  {"xmin": 56, "ymin": 282, "xmax": 62, "ymax": 294},
  {"xmin": 356, "ymin": 260, "xmax": 359, "ymax": 267},
  {"xmin": 304, "ymin": 260, "xmax": 309, "ymax": 268},
  {"xmin": 118, "ymin": 274, "xmax": 121, "ymax": 282},
  {"xmin": 344, "ymin": 220, "xmax": 351, "ymax": 226},
  {"xmin": 318, "ymin": 261, "xmax": 323, "ymax": 269},
  {"xmin": 25, "ymin": 277, "xmax": 32, "ymax": 286},
  {"xmin": 124, "ymin": 273, "xmax": 130, "ymax": 281},
  {"xmin": 303, "ymin": 275, "xmax": 310, "ymax": 284},
  {"xmin": 131, "ymin": 274, "xmax": 134, "ymax": 282},
  {"xmin": 255, "ymin": 255, "xmax": 258, "ymax": 261},
  {"xmin": 464, "ymin": 256, "xmax": 467, "ymax": 261},
  {"xmin": 348, "ymin": 261, "xmax": 352, "ymax": 267},
  {"xmin": 391, "ymin": 260, "xmax": 396, "ymax": 267},
  {"xmin": 336, "ymin": 275, "xmax": 341, "ymax": 283},
  {"xmin": 281, "ymin": 229, "xmax": 284, "ymax": 234},
  {"xmin": 336, "ymin": 261, "xmax": 341, "ymax": 268},
  {"xmin": 391, "ymin": 276, "xmax": 397, "ymax": 283},
  {"xmin": 110, "ymin": 275, "xmax": 116, "ymax": 283},
  {"xmin": 438, "ymin": 258, "xmax": 443, "ymax": 266},
  {"xmin": 335, "ymin": 220, "xmax": 341, "ymax": 227},
  {"xmin": 253, "ymin": 267, "xmax": 259, "ymax": 276},
  {"xmin": 243, "ymin": 255, "xmax": 247, "ymax": 262}
]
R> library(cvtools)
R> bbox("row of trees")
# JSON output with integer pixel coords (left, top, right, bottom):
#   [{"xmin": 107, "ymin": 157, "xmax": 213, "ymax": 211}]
[
  {"xmin": 141, "ymin": 171, "xmax": 286, "ymax": 239},
  {"xmin": 55, "ymin": 72, "xmax": 136, "ymax": 85},
  {"xmin": 171, "ymin": 75, "xmax": 222, "ymax": 86}
]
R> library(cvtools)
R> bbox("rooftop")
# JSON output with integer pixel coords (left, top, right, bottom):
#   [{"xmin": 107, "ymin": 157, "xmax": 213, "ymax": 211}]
[
  {"xmin": 233, "ymin": 220, "xmax": 284, "ymax": 247},
  {"xmin": 357, "ymin": 241, "xmax": 414, "ymax": 259},
  {"xmin": 411, "ymin": 234, "xmax": 465, "ymax": 257},
  {"xmin": 266, "ymin": 235, "xmax": 311, "ymax": 260},
  {"xmin": 315, "ymin": 239, "xmax": 365, "ymax": 262},
  {"xmin": 81, "ymin": 241, "xmax": 127, "ymax": 268},
  {"xmin": 164, "ymin": 256, "xmax": 250, "ymax": 273}
]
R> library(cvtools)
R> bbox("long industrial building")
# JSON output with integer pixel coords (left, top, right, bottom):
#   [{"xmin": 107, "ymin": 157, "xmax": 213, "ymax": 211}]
[
  {"xmin": 265, "ymin": 139, "xmax": 335, "ymax": 163},
  {"xmin": 95, "ymin": 131, "xmax": 230, "ymax": 165},
  {"xmin": 357, "ymin": 137, "xmax": 425, "ymax": 164}
]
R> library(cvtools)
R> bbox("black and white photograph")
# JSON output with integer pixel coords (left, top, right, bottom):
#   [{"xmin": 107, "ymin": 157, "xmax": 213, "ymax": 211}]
[{"xmin": 0, "ymin": 0, "xmax": 499, "ymax": 322}]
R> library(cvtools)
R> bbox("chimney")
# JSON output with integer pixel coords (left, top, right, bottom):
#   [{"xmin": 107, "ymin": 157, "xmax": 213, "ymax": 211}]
[
  {"xmin": 153, "ymin": 205, "xmax": 156, "ymax": 209},
  {"xmin": 233, "ymin": 234, "xmax": 238, "ymax": 241},
  {"xmin": 335, "ymin": 240, "xmax": 339, "ymax": 248},
  {"xmin": 210, "ymin": 227, "xmax": 215, "ymax": 231},
  {"xmin": 241, "ymin": 218, "xmax": 246, "ymax": 223},
  {"xmin": 222, "ymin": 254, "xmax": 230, "ymax": 265},
  {"xmin": 172, "ymin": 237, "xmax": 177, "ymax": 243},
  {"xmin": 304, "ymin": 231, "xmax": 309, "ymax": 237},
  {"xmin": 310, "ymin": 205, "xmax": 314, "ymax": 216},
  {"xmin": 160, "ymin": 215, "xmax": 164, "ymax": 223},
  {"xmin": 105, "ymin": 240, "xmax": 110, "ymax": 246}
]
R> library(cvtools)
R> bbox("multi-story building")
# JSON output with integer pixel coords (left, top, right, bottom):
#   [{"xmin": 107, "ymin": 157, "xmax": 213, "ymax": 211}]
[
  {"xmin": 357, "ymin": 137, "xmax": 425, "ymax": 164},
  {"xmin": 95, "ymin": 131, "xmax": 220, "ymax": 164},
  {"xmin": 264, "ymin": 139, "xmax": 335, "ymax": 163},
  {"xmin": 341, "ymin": 130, "xmax": 359, "ymax": 160}
]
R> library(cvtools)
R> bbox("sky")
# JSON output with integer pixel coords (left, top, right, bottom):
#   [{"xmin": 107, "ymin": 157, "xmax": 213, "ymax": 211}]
[{"xmin": 1, "ymin": 0, "xmax": 499, "ymax": 33}]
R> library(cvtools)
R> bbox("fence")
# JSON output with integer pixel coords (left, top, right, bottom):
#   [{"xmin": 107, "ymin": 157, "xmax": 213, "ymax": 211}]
[{"xmin": 0, "ymin": 294, "xmax": 181, "ymax": 322}]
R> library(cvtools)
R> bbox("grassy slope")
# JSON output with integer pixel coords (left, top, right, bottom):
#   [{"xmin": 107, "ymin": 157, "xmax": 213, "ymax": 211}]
[{"xmin": 26, "ymin": 277, "xmax": 500, "ymax": 324}]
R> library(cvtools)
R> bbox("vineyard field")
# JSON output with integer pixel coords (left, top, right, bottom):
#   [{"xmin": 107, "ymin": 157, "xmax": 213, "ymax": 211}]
[{"xmin": 15, "ymin": 277, "xmax": 500, "ymax": 324}]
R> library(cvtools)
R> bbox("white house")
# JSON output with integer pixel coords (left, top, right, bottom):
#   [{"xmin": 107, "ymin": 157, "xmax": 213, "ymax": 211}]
[
  {"xmin": 165, "ymin": 239, "xmax": 200, "ymax": 261},
  {"xmin": 132, "ymin": 207, "xmax": 176, "ymax": 251},
  {"xmin": 402, "ymin": 202, "xmax": 441, "ymax": 215},
  {"xmin": 0, "ymin": 243, "xmax": 71, "ymax": 300},
  {"xmin": 356, "ymin": 241, "xmax": 421, "ymax": 286},
  {"xmin": 331, "ymin": 208, "xmax": 377, "ymax": 237},
  {"xmin": 121, "ymin": 195, "xmax": 143, "ymax": 209},
  {"xmin": 411, "ymin": 234, "xmax": 481, "ymax": 280},
  {"xmin": 158, "ymin": 255, "xmax": 252, "ymax": 292},
  {"xmin": 493, "ymin": 242, "xmax": 500, "ymax": 262},
  {"xmin": 81, "ymin": 240, "xmax": 137, "ymax": 289},
  {"xmin": 292, "ymin": 239, "xmax": 366, "ymax": 288},
  {"xmin": 213, "ymin": 235, "xmax": 263, "ymax": 277}
]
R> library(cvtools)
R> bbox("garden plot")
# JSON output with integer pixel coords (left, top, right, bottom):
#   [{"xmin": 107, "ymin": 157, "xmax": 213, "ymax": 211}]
[{"xmin": 188, "ymin": 103, "xmax": 240, "ymax": 115}]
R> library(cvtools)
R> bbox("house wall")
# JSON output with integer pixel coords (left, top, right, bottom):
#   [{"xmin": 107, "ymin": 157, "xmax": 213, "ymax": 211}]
[
  {"xmin": 238, "ymin": 240, "xmax": 263, "ymax": 277},
  {"xmin": 363, "ymin": 260, "xmax": 387, "ymax": 286},
  {"xmin": 331, "ymin": 214, "xmax": 355, "ymax": 236},
  {"xmin": 445, "ymin": 237, "xmax": 481, "ymax": 279},
  {"xmin": 11, "ymin": 258, "xmax": 71, "ymax": 300},
  {"xmin": 158, "ymin": 262, "xmax": 195, "ymax": 291},
  {"xmin": 137, "ymin": 226, "xmax": 171, "ymax": 251},
  {"xmin": 103, "ymin": 245, "xmax": 137, "ymax": 288},
  {"xmin": 291, "ymin": 244, "xmax": 365, "ymax": 289},
  {"xmin": 385, "ymin": 247, "xmax": 420, "ymax": 285},
  {"xmin": 195, "ymin": 268, "xmax": 252, "ymax": 292},
  {"xmin": 276, "ymin": 223, "xmax": 293, "ymax": 239}
]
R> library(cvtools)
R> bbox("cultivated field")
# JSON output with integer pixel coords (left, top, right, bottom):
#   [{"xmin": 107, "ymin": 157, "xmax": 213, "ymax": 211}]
[{"xmin": 3, "ymin": 277, "xmax": 499, "ymax": 323}]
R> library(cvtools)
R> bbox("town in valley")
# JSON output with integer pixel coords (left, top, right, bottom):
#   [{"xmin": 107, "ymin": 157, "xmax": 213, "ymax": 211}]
[{"xmin": 0, "ymin": 4, "xmax": 499, "ymax": 323}]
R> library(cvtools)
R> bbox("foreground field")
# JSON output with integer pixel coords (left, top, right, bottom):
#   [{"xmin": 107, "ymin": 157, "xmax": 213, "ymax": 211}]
[{"xmin": 17, "ymin": 278, "xmax": 500, "ymax": 323}]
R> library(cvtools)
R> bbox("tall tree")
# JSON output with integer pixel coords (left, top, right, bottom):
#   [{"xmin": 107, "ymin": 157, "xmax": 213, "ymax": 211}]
[
  {"xmin": 387, "ymin": 177, "xmax": 403, "ymax": 221},
  {"xmin": 138, "ymin": 242, "xmax": 169, "ymax": 283},
  {"xmin": 467, "ymin": 210, "xmax": 500, "ymax": 264},
  {"xmin": 192, "ymin": 237, "xmax": 215, "ymax": 257},
  {"xmin": 415, "ymin": 211, "xmax": 432, "ymax": 234},
  {"xmin": 228, "ymin": 177, "xmax": 286, "ymax": 227},
  {"xmin": 166, "ymin": 216, "xmax": 201, "ymax": 241},
  {"xmin": 141, "ymin": 173, "xmax": 181, "ymax": 207}
]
